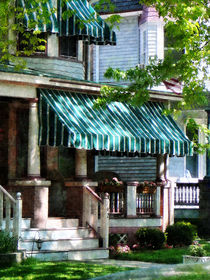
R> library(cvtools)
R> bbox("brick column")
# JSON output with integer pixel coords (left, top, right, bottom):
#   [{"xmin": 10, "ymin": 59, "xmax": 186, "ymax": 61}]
[{"xmin": 8, "ymin": 102, "xmax": 17, "ymax": 179}]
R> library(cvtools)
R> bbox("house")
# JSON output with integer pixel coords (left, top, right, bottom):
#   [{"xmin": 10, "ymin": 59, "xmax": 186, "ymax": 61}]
[
  {"xmin": 0, "ymin": 0, "xmax": 194, "ymax": 261},
  {"xmin": 91, "ymin": 0, "xmax": 209, "ymax": 222}
]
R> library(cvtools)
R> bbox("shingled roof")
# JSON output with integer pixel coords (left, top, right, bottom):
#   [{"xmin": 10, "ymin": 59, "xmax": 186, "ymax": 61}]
[{"xmin": 97, "ymin": 0, "xmax": 143, "ymax": 14}]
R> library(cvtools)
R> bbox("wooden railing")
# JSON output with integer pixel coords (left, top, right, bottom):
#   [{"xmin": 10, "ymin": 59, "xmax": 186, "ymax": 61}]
[
  {"xmin": 136, "ymin": 192, "xmax": 155, "ymax": 214},
  {"xmin": 83, "ymin": 184, "xmax": 109, "ymax": 248},
  {"xmin": 0, "ymin": 185, "xmax": 22, "ymax": 238},
  {"xmin": 174, "ymin": 182, "xmax": 199, "ymax": 206}
]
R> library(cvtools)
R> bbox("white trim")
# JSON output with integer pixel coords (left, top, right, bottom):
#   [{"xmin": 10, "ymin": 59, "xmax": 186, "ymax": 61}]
[
  {"xmin": 100, "ymin": 11, "xmax": 142, "ymax": 19},
  {"xmin": 95, "ymin": 45, "xmax": 99, "ymax": 83}
]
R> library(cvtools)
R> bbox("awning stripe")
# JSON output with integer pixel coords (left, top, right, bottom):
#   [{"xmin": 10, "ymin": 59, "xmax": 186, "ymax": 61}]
[
  {"xmin": 38, "ymin": 89, "xmax": 193, "ymax": 156},
  {"xmin": 17, "ymin": 0, "xmax": 116, "ymax": 45}
]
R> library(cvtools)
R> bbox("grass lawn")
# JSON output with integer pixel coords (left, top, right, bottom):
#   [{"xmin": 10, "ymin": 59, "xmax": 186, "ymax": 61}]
[
  {"xmin": 112, "ymin": 241, "xmax": 210, "ymax": 264},
  {"xmin": 0, "ymin": 258, "xmax": 133, "ymax": 280}
]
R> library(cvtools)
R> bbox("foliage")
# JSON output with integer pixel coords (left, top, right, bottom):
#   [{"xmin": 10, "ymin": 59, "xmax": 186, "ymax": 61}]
[
  {"xmin": 166, "ymin": 221, "xmax": 197, "ymax": 247},
  {"xmin": 0, "ymin": 230, "xmax": 17, "ymax": 253},
  {"xmin": 189, "ymin": 241, "xmax": 207, "ymax": 257},
  {"xmin": 0, "ymin": 260, "xmax": 132, "ymax": 279},
  {"xmin": 135, "ymin": 227, "xmax": 166, "ymax": 249}
]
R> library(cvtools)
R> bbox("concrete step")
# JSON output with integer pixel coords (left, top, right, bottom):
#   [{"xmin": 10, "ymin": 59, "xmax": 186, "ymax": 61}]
[
  {"xmin": 19, "ymin": 238, "xmax": 99, "ymax": 251},
  {"xmin": 25, "ymin": 248, "xmax": 109, "ymax": 261},
  {"xmin": 2, "ymin": 218, "xmax": 79, "ymax": 229},
  {"xmin": 21, "ymin": 227, "xmax": 93, "ymax": 240}
]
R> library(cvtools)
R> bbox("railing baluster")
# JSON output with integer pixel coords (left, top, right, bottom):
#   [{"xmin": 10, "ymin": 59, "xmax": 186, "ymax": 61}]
[
  {"xmin": 5, "ymin": 197, "xmax": 11, "ymax": 232},
  {"xmin": 174, "ymin": 182, "xmax": 199, "ymax": 206}
]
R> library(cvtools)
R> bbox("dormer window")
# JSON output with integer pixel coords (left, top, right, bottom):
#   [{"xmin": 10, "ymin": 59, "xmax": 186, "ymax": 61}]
[{"xmin": 59, "ymin": 36, "xmax": 77, "ymax": 58}]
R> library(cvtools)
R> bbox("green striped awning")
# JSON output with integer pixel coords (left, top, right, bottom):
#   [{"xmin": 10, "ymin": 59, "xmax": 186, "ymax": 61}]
[
  {"xmin": 38, "ymin": 89, "xmax": 193, "ymax": 156},
  {"xmin": 17, "ymin": 0, "xmax": 59, "ymax": 33},
  {"xmin": 59, "ymin": 0, "xmax": 116, "ymax": 45},
  {"xmin": 17, "ymin": 0, "xmax": 116, "ymax": 45}
]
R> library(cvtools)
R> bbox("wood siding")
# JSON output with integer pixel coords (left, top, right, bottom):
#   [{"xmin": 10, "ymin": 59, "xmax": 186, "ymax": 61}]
[
  {"xmin": 23, "ymin": 57, "xmax": 84, "ymax": 80},
  {"xmin": 97, "ymin": 156, "xmax": 156, "ymax": 182},
  {"xmin": 92, "ymin": 16, "xmax": 139, "ymax": 84}
]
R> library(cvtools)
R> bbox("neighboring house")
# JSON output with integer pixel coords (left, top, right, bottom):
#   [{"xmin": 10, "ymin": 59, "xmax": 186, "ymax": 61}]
[{"xmin": 0, "ymin": 0, "xmax": 195, "ymax": 261}]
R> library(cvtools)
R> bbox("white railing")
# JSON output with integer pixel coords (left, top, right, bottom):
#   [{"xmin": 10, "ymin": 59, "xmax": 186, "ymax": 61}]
[
  {"xmin": 83, "ymin": 185, "xmax": 109, "ymax": 248},
  {"xmin": 0, "ymin": 185, "xmax": 22, "ymax": 239}
]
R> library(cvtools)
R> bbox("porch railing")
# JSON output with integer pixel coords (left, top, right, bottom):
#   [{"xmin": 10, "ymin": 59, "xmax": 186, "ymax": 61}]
[
  {"xmin": 136, "ymin": 193, "xmax": 155, "ymax": 214},
  {"xmin": 83, "ymin": 184, "xmax": 109, "ymax": 248},
  {"xmin": 174, "ymin": 182, "xmax": 200, "ymax": 206},
  {"xmin": 0, "ymin": 185, "xmax": 22, "ymax": 238}
]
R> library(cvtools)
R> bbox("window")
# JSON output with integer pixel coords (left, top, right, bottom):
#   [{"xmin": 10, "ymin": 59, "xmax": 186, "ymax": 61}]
[
  {"xmin": 164, "ymin": 31, "xmax": 183, "ymax": 62},
  {"xmin": 18, "ymin": 32, "xmax": 47, "ymax": 55},
  {"xmin": 59, "ymin": 36, "xmax": 77, "ymax": 58},
  {"xmin": 186, "ymin": 126, "xmax": 198, "ymax": 178}
]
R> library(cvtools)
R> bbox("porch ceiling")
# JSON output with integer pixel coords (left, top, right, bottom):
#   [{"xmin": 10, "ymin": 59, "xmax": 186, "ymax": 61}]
[
  {"xmin": 38, "ymin": 88, "xmax": 193, "ymax": 157},
  {"xmin": 17, "ymin": 0, "xmax": 116, "ymax": 45}
]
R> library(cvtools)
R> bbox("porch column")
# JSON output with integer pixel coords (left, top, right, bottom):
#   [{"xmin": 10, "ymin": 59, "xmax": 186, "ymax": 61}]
[
  {"xmin": 156, "ymin": 154, "xmax": 165, "ymax": 181},
  {"xmin": 8, "ymin": 102, "xmax": 17, "ymax": 179},
  {"xmin": 75, "ymin": 149, "xmax": 87, "ymax": 178},
  {"xmin": 28, "ymin": 99, "xmax": 40, "ymax": 178},
  {"xmin": 154, "ymin": 186, "xmax": 161, "ymax": 216},
  {"xmin": 126, "ymin": 182, "xmax": 137, "ymax": 217}
]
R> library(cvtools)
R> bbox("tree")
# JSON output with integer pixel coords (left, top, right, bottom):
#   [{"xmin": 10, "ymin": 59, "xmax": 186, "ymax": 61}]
[{"xmin": 93, "ymin": 0, "xmax": 210, "ymax": 152}]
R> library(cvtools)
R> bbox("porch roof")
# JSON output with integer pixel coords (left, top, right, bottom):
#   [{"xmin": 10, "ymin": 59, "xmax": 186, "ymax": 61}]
[
  {"xmin": 17, "ymin": 0, "xmax": 116, "ymax": 45},
  {"xmin": 38, "ymin": 88, "xmax": 193, "ymax": 156}
]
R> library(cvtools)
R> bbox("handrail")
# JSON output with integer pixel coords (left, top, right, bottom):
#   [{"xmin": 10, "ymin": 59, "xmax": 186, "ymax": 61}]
[
  {"xmin": 84, "ymin": 184, "xmax": 102, "ymax": 203},
  {"xmin": 0, "ymin": 185, "xmax": 16, "ymax": 204}
]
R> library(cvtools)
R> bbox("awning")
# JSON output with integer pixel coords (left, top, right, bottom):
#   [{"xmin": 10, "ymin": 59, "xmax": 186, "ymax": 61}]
[
  {"xmin": 59, "ymin": 0, "xmax": 116, "ymax": 45},
  {"xmin": 17, "ymin": 0, "xmax": 116, "ymax": 45},
  {"xmin": 38, "ymin": 89, "xmax": 193, "ymax": 156},
  {"xmin": 17, "ymin": 0, "xmax": 59, "ymax": 33}
]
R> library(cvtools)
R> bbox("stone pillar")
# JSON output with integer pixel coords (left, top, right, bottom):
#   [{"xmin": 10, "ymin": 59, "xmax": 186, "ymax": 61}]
[
  {"xmin": 75, "ymin": 149, "xmax": 87, "ymax": 178},
  {"xmin": 28, "ymin": 99, "xmax": 40, "ymax": 178},
  {"xmin": 126, "ymin": 182, "xmax": 137, "ymax": 217},
  {"xmin": 162, "ymin": 183, "xmax": 169, "ymax": 231}
]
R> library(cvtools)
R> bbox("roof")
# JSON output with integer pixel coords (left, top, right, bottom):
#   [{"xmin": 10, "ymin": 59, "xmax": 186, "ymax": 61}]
[{"xmin": 95, "ymin": 0, "xmax": 143, "ymax": 14}]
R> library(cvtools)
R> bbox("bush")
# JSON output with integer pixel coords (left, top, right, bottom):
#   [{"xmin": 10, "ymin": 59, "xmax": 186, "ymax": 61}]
[
  {"xmin": 0, "ymin": 231, "xmax": 17, "ymax": 253},
  {"xmin": 189, "ymin": 241, "xmax": 207, "ymax": 257},
  {"xmin": 166, "ymin": 221, "xmax": 197, "ymax": 247},
  {"xmin": 135, "ymin": 227, "xmax": 165, "ymax": 249}
]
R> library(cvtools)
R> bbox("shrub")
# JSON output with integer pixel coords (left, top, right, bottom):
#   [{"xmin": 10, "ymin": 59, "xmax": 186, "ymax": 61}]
[
  {"xmin": 166, "ymin": 221, "xmax": 197, "ymax": 247},
  {"xmin": 189, "ymin": 241, "xmax": 207, "ymax": 257},
  {"xmin": 135, "ymin": 227, "xmax": 165, "ymax": 249},
  {"xmin": 0, "ymin": 231, "xmax": 17, "ymax": 253}
]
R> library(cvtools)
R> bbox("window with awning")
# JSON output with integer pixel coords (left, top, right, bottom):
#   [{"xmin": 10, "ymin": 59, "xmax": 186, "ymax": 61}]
[
  {"xmin": 17, "ymin": 0, "xmax": 116, "ymax": 45},
  {"xmin": 38, "ymin": 88, "xmax": 193, "ymax": 157}
]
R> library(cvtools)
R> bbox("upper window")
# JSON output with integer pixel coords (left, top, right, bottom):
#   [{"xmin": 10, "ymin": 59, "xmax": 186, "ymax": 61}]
[
  {"xmin": 18, "ymin": 32, "xmax": 47, "ymax": 55},
  {"xmin": 59, "ymin": 36, "xmax": 77, "ymax": 58}
]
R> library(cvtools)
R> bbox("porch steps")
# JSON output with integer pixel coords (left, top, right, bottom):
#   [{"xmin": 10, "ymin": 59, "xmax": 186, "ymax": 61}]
[{"xmin": 19, "ymin": 219, "xmax": 109, "ymax": 261}]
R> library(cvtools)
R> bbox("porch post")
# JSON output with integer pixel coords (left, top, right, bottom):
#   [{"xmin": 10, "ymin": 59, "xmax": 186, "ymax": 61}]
[
  {"xmin": 154, "ymin": 186, "xmax": 161, "ymax": 216},
  {"xmin": 27, "ymin": 99, "xmax": 50, "ymax": 228},
  {"xmin": 8, "ymin": 102, "xmax": 17, "ymax": 179},
  {"xmin": 156, "ymin": 154, "xmax": 165, "ymax": 181},
  {"xmin": 75, "ymin": 149, "xmax": 87, "ymax": 178},
  {"xmin": 28, "ymin": 99, "xmax": 40, "ymax": 178},
  {"xmin": 126, "ymin": 182, "xmax": 137, "ymax": 217},
  {"xmin": 100, "ymin": 193, "xmax": 109, "ymax": 248}
]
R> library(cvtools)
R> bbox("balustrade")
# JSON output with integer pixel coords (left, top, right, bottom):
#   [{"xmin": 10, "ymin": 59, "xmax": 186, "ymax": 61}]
[
  {"xmin": 174, "ymin": 182, "xmax": 199, "ymax": 206},
  {"xmin": 0, "ymin": 185, "xmax": 22, "ymax": 238}
]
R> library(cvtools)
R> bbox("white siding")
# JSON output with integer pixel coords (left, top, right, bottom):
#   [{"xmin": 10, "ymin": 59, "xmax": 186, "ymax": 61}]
[{"xmin": 92, "ymin": 16, "xmax": 139, "ymax": 84}]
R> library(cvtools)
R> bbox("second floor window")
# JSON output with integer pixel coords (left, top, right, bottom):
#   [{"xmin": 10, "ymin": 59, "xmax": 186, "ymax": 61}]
[
  {"xmin": 18, "ymin": 32, "xmax": 47, "ymax": 55},
  {"xmin": 59, "ymin": 36, "xmax": 77, "ymax": 58}
]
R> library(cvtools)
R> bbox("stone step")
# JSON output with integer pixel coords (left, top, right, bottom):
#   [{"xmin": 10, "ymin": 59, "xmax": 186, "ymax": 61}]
[
  {"xmin": 21, "ymin": 227, "xmax": 93, "ymax": 240},
  {"xmin": 19, "ymin": 238, "xmax": 99, "ymax": 251},
  {"xmin": 25, "ymin": 248, "xmax": 109, "ymax": 261},
  {"xmin": 1, "ymin": 218, "xmax": 79, "ymax": 229}
]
